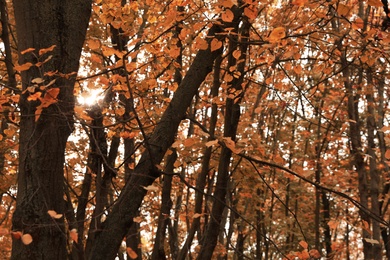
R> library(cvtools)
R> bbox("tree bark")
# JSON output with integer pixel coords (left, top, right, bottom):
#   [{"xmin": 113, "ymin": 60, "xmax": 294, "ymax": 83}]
[{"xmin": 11, "ymin": 1, "xmax": 91, "ymax": 259}]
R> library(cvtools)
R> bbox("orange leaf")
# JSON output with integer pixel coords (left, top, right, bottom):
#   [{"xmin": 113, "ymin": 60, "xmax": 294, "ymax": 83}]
[
  {"xmin": 21, "ymin": 234, "xmax": 33, "ymax": 245},
  {"xmin": 337, "ymin": 4, "xmax": 350, "ymax": 16},
  {"xmin": 385, "ymin": 149, "xmax": 390, "ymax": 159},
  {"xmin": 269, "ymin": 27, "xmax": 285, "ymax": 43},
  {"xmin": 195, "ymin": 38, "xmax": 209, "ymax": 50},
  {"xmin": 70, "ymin": 229, "xmax": 78, "ymax": 243},
  {"xmin": 210, "ymin": 38, "xmax": 223, "ymax": 52},
  {"xmin": 14, "ymin": 62, "xmax": 34, "ymax": 72},
  {"xmin": 299, "ymin": 240, "xmax": 308, "ymax": 249},
  {"xmin": 35, "ymin": 107, "xmax": 42, "ymax": 122},
  {"xmin": 87, "ymin": 39, "xmax": 101, "ymax": 50},
  {"xmin": 27, "ymin": 92, "xmax": 42, "ymax": 101},
  {"xmin": 327, "ymin": 220, "xmax": 338, "ymax": 230},
  {"xmin": 244, "ymin": 6, "xmax": 257, "ymax": 20},
  {"xmin": 222, "ymin": 9, "xmax": 234, "ymax": 22},
  {"xmin": 292, "ymin": 0, "xmax": 307, "ymax": 6},
  {"xmin": 126, "ymin": 247, "xmax": 138, "ymax": 259},
  {"xmin": 222, "ymin": 0, "xmax": 234, "ymax": 8},
  {"xmin": 368, "ymin": 0, "xmax": 383, "ymax": 7},
  {"xmin": 39, "ymin": 45, "xmax": 56, "ymax": 56},
  {"xmin": 183, "ymin": 138, "xmax": 195, "ymax": 147},
  {"xmin": 21, "ymin": 48, "xmax": 35, "ymax": 55},
  {"xmin": 11, "ymin": 231, "xmax": 22, "ymax": 240}
]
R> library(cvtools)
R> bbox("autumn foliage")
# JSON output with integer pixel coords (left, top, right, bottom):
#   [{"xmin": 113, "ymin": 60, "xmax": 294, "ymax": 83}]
[{"xmin": 1, "ymin": 0, "xmax": 390, "ymax": 259}]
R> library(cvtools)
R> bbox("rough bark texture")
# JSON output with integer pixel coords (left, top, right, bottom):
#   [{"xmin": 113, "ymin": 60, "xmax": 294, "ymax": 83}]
[
  {"xmin": 89, "ymin": 23, "xmax": 225, "ymax": 260},
  {"xmin": 11, "ymin": 1, "xmax": 91, "ymax": 259}
]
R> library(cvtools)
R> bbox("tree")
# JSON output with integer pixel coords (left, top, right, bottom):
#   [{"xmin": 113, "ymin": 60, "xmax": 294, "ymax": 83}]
[
  {"xmin": 0, "ymin": 0, "xmax": 389, "ymax": 259},
  {"xmin": 10, "ymin": 0, "xmax": 91, "ymax": 259}
]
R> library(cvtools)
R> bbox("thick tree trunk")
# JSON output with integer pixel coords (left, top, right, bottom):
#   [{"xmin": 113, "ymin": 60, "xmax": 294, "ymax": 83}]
[{"xmin": 11, "ymin": 1, "xmax": 91, "ymax": 259}]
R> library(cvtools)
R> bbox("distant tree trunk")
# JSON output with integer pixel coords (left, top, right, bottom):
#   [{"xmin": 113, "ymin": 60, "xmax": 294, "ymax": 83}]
[
  {"xmin": 151, "ymin": 150, "xmax": 176, "ymax": 260},
  {"xmin": 366, "ymin": 73, "xmax": 382, "ymax": 259},
  {"xmin": 197, "ymin": 14, "xmax": 249, "ymax": 260},
  {"xmin": 11, "ymin": 1, "xmax": 91, "ymax": 259}
]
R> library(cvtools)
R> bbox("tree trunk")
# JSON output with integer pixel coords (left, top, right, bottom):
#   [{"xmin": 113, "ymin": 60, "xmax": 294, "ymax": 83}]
[
  {"xmin": 89, "ymin": 20, "xmax": 226, "ymax": 260},
  {"xmin": 11, "ymin": 1, "xmax": 91, "ymax": 259}
]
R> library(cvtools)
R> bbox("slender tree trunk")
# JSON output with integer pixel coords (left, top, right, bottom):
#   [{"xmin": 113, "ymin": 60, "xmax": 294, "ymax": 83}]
[
  {"xmin": 197, "ymin": 14, "xmax": 249, "ymax": 260},
  {"xmin": 151, "ymin": 151, "xmax": 176, "ymax": 260},
  {"xmin": 11, "ymin": 1, "xmax": 91, "ymax": 259},
  {"xmin": 89, "ymin": 18, "xmax": 228, "ymax": 260}
]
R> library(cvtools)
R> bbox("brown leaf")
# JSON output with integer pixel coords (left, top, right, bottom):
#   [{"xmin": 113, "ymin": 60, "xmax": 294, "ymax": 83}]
[
  {"xmin": 21, "ymin": 234, "xmax": 33, "ymax": 245},
  {"xmin": 39, "ymin": 45, "xmax": 56, "ymax": 56},
  {"xmin": 210, "ymin": 38, "xmax": 223, "ymax": 52},
  {"xmin": 222, "ymin": 9, "xmax": 234, "ymax": 23}
]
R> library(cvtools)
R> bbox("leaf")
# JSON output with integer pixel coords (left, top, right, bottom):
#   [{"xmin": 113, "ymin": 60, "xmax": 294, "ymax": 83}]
[
  {"xmin": 327, "ymin": 220, "xmax": 338, "ymax": 230},
  {"xmin": 21, "ymin": 48, "xmax": 35, "ymax": 55},
  {"xmin": 292, "ymin": 0, "xmax": 307, "ymax": 6},
  {"xmin": 368, "ymin": 0, "xmax": 383, "ymax": 7},
  {"xmin": 222, "ymin": 0, "xmax": 234, "ymax": 8},
  {"xmin": 222, "ymin": 137, "xmax": 243, "ymax": 154},
  {"xmin": 193, "ymin": 213, "xmax": 203, "ymax": 218},
  {"xmin": 14, "ymin": 62, "xmax": 34, "ymax": 72},
  {"xmin": 352, "ymin": 17, "xmax": 364, "ymax": 30},
  {"xmin": 31, "ymin": 78, "xmax": 44, "ymax": 84},
  {"xmin": 35, "ymin": 107, "xmax": 42, "ymax": 122},
  {"xmin": 299, "ymin": 240, "xmax": 308, "ymax": 249},
  {"xmin": 232, "ymin": 49, "xmax": 241, "ymax": 59},
  {"xmin": 70, "ymin": 229, "xmax": 78, "ymax": 243},
  {"xmin": 222, "ymin": 9, "xmax": 234, "ymax": 22},
  {"xmin": 142, "ymin": 185, "xmax": 159, "ymax": 191},
  {"xmin": 380, "ymin": 126, "xmax": 390, "ymax": 132},
  {"xmin": 27, "ymin": 92, "xmax": 42, "ymax": 101},
  {"xmin": 364, "ymin": 238, "xmax": 380, "ymax": 244},
  {"xmin": 126, "ymin": 247, "xmax": 138, "ymax": 259},
  {"xmin": 47, "ymin": 210, "xmax": 63, "ymax": 219},
  {"xmin": 11, "ymin": 231, "xmax": 22, "ymax": 240},
  {"xmin": 133, "ymin": 216, "xmax": 142, "ymax": 223},
  {"xmin": 41, "ymin": 88, "xmax": 60, "ymax": 108},
  {"xmin": 244, "ymin": 6, "xmax": 257, "ymax": 20},
  {"xmin": 386, "ymin": 149, "xmax": 390, "ymax": 160},
  {"xmin": 183, "ymin": 138, "xmax": 195, "ymax": 147},
  {"xmin": 269, "ymin": 27, "xmax": 286, "ymax": 43},
  {"xmin": 21, "ymin": 234, "xmax": 33, "ymax": 245},
  {"xmin": 210, "ymin": 38, "xmax": 223, "ymax": 52},
  {"xmin": 205, "ymin": 139, "xmax": 219, "ymax": 147},
  {"xmin": 39, "ymin": 45, "xmax": 56, "ymax": 56},
  {"xmin": 195, "ymin": 38, "xmax": 209, "ymax": 50},
  {"xmin": 87, "ymin": 39, "xmax": 101, "ymax": 50},
  {"xmin": 337, "ymin": 4, "xmax": 351, "ymax": 16},
  {"xmin": 309, "ymin": 249, "xmax": 321, "ymax": 258}
]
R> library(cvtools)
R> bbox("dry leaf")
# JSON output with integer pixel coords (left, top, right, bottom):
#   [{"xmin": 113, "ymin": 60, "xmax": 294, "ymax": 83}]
[
  {"xmin": 142, "ymin": 185, "xmax": 159, "ymax": 191},
  {"xmin": 205, "ymin": 139, "xmax": 218, "ymax": 147},
  {"xmin": 39, "ymin": 45, "xmax": 56, "ymax": 56},
  {"xmin": 21, "ymin": 234, "xmax": 33, "ymax": 245},
  {"xmin": 299, "ymin": 240, "xmax": 308, "ymax": 249},
  {"xmin": 70, "ymin": 229, "xmax": 78, "ymax": 243},
  {"xmin": 222, "ymin": 9, "xmax": 234, "ymax": 23},
  {"xmin": 368, "ymin": 0, "xmax": 383, "ymax": 7},
  {"xmin": 14, "ymin": 62, "xmax": 34, "ymax": 72},
  {"xmin": 210, "ymin": 38, "xmax": 223, "ymax": 52},
  {"xmin": 21, "ymin": 48, "xmax": 35, "ymax": 55},
  {"xmin": 269, "ymin": 27, "xmax": 286, "ymax": 43}
]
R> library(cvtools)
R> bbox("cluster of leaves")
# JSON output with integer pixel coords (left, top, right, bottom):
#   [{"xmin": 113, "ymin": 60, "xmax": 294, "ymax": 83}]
[{"xmin": 1, "ymin": 0, "xmax": 390, "ymax": 259}]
